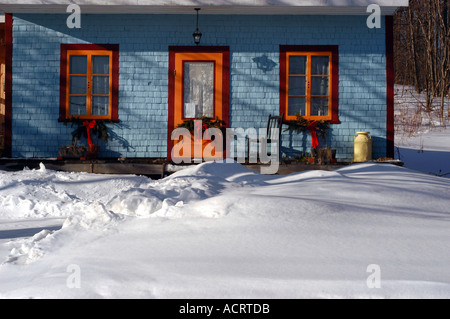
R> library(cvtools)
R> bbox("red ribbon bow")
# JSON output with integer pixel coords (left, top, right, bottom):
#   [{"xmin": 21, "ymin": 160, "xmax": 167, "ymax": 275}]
[
  {"xmin": 306, "ymin": 121, "xmax": 319, "ymax": 149},
  {"xmin": 202, "ymin": 124, "xmax": 210, "ymax": 140},
  {"xmin": 194, "ymin": 121, "xmax": 211, "ymax": 140},
  {"xmin": 194, "ymin": 121, "xmax": 202, "ymax": 139},
  {"xmin": 83, "ymin": 120, "xmax": 96, "ymax": 146}
]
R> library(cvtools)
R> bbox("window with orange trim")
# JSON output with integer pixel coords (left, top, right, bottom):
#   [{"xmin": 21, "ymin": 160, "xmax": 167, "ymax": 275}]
[
  {"xmin": 280, "ymin": 46, "xmax": 339, "ymax": 124},
  {"xmin": 60, "ymin": 44, "xmax": 119, "ymax": 121}
]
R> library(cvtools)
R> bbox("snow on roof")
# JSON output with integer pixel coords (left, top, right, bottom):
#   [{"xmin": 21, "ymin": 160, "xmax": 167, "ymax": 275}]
[{"xmin": 0, "ymin": 0, "xmax": 408, "ymax": 15}]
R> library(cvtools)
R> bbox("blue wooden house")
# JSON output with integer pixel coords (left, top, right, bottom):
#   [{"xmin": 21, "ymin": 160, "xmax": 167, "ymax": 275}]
[{"xmin": 0, "ymin": 0, "xmax": 407, "ymax": 163}]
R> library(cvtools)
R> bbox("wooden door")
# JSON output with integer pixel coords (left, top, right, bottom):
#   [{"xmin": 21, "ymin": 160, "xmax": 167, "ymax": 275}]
[{"xmin": 168, "ymin": 47, "xmax": 229, "ymax": 162}]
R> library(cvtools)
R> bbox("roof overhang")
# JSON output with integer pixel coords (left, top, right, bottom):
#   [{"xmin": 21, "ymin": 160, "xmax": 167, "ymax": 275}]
[{"xmin": 0, "ymin": 0, "xmax": 408, "ymax": 15}]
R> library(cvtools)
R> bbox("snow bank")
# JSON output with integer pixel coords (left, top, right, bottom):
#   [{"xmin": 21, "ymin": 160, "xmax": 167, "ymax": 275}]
[
  {"xmin": 0, "ymin": 165, "xmax": 150, "ymax": 219},
  {"xmin": 5, "ymin": 229, "xmax": 54, "ymax": 265},
  {"xmin": 0, "ymin": 161, "xmax": 449, "ymax": 298},
  {"xmin": 105, "ymin": 160, "xmax": 282, "ymax": 220}
]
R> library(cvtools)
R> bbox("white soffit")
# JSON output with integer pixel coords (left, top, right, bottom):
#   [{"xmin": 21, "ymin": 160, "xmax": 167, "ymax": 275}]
[{"xmin": 0, "ymin": 1, "xmax": 409, "ymax": 15}]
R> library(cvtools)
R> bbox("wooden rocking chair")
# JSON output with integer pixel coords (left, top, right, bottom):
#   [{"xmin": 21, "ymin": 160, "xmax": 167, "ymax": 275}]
[{"xmin": 248, "ymin": 113, "xmax": 284, "ymax": 161}]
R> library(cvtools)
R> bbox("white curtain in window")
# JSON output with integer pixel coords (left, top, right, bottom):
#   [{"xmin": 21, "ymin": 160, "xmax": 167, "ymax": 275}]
[{"xmin": 184, "ymin": 62, "xmax": 214, "ymax": 118}]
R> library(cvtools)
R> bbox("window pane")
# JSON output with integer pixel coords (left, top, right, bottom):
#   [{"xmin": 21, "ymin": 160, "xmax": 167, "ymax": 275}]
[
  {"xmin": 311, "ymin": 97, "xmax": 329, "ymax": 116},
  {"xmin": 311, "ymin": 56, "xmax": 329, "ymax": 75},
  {"xmin": 184, "ymin": 62, "xmax": 214, "ymax": 118},
  {"xmin": 92, "ymin": 56, "xmax": 110, "ymax": 75},
  {"xmin": 70, "ymin": 76, "xmax": 87, "ymax": 94},
  {"xmin": 289, "ymin": 56, "xmax": 307, "ymax": 75},
  {"xmin": 311, "ymin": 77, "xmax": 329, "ymax": 96},
  {"xmin": 69, "ymin": 96, "xmax": 87, "ymax": 115},
  {"xmin": 92, "ymin": 96, "xmax": 109, "ymax": 115},
  {"xmin": 289, "ymin": 76, "xmax": 306, "ymax": 96},
  {"xmin": 288, "ymin": 97, "xmax": 306, "ymax": 116},
  {"xmin": 70, "ymin": 55, "xmax": 87, "ymax": 74},
  {"xmin": 92, "ymin": 76, "xmax": 110, "ymax": 95}
]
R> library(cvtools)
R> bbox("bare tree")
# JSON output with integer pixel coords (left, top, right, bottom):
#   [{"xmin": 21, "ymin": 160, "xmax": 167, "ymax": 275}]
[{"xmin": 394, "ymin": 0, "xmax": 450, "ymax": 123}]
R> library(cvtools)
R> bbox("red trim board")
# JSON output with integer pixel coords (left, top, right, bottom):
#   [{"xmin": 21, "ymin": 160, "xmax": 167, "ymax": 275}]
[
  {"xmin": 4, "ymin": 13, "xmax": 13, "ymax": 157},
  {"xmin": 385, "ymin": 16, "xmax": 395, "ymax": 158}
]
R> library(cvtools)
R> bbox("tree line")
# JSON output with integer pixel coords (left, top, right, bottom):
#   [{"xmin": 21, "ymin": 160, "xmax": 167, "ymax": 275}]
[{"xmin": 394, "ymin": 0, "xmax": 449, "ymax": 120}]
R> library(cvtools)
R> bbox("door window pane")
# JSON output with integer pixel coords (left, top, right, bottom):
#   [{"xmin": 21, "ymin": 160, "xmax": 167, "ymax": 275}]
[
  {"xmin": 288, "ymin": 97, "xmax": 306, "ymax": 116},
  {"xmin": 92, "ymin": 76, "xmax": 110, "ymax": 95},
  {"xmin": 289, "ymin": 76, "xmax": 306, "ymax": 96},
  {"xmin": 289, "ymin": 56, "xmax": 306, "ymax": 75},
  {"xmin": 92, "ymin": 96, "xmax": 109, "ymax": 115},
  {"xmin": 70, "ymin": 55, "xmax": 87, "ymax": 74},
  {"xmin": 69, "ymin": 76, "xmax": 87, "ymax": 94},
  {"xmin": 92, "ymin": 56, "xmax": 110, "ymax": 75},
  {"xmin": 69, "ymin": 96, "xmax": 87, "ymax": 115},
  {"xmin": 311, "ymin": 97, "xmax": 329, "ymax": 116},
  {"xmin": 184, "ymin": 62, "xmax": 214, "ymax": 118},
  {"xmin": 311, "ymin": 56, "xmax": 329, "ymax": 75},
  {"xmin": 311, "ymin": 77, "xmax": 329, "ymax": 96}
]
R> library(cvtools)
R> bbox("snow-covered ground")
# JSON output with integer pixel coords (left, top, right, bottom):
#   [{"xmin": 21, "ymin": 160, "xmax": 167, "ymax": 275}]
[
  {"xmin": 394, "ymin": 85, "xmax": 450, "ymax": 176},
  {"xmin": 0, "ymin": 162, "xmax": 449, "ymax": 298},
  {"xmin": 0, "ymin": 86, "xmax": 448, "ymax": 299}
]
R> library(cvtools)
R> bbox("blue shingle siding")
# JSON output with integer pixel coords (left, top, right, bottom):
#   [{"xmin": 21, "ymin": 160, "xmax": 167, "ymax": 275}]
[{"xmin": 11, "ymin": 14, "xmax": 388, "ymax": 159}]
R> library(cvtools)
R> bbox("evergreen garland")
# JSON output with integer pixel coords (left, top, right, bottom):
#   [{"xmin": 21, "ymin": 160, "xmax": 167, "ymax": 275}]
[
  {"xmin": 284, "ymin": 114, "xmax": 330, "ymax": 139},
  {"xmin": 176, "ymin": 116, "xmax": 227, "ymax": 132},
  {"xmin": 63, "ymin": 117, "xmax": 113, "ymax": 144}
]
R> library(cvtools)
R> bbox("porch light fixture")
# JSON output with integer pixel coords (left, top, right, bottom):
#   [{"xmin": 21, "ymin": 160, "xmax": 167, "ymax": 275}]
[{"xmin": 193, "ymin": 8, "xmax": 202, "ymax": 45}]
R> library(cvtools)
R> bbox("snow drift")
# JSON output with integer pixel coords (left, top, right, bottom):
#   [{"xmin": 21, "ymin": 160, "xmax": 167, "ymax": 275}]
[{"xmin": 0, "ymin": 161, "xmax": 449, "ymax": 298}]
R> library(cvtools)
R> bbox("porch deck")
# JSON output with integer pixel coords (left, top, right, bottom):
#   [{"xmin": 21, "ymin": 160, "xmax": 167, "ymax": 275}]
[{"xmin": 0, "ymin": 157, "xmax": 360, "ymax": 179}]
